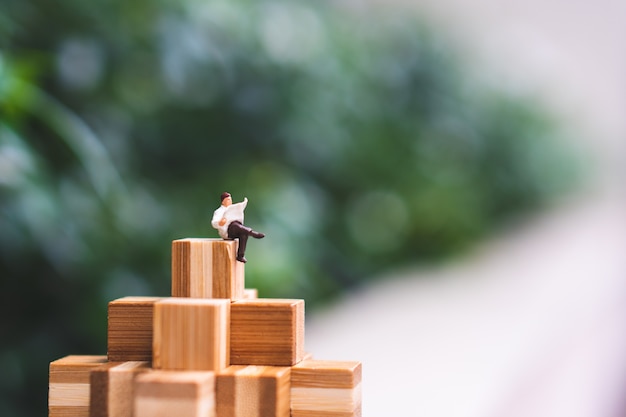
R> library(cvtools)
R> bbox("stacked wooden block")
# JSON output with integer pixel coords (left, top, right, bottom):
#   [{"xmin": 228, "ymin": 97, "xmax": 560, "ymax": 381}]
[{"xmin": 49, "ymin": 238, "xmax": 362, "ymax": 417}]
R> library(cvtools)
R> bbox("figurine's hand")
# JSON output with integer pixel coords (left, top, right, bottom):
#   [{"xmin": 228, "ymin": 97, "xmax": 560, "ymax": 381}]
[{"xmin": 219, "ymin": 218, "xmax": 227, "ymax": 227}]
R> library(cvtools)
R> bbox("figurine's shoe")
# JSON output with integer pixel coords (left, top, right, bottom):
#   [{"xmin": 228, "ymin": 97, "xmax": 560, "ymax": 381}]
[
  {"xmin": 251, "ymin": 231, "xmax": 265, "ymax": 239},
  {"xmin": 237, "ymin": 256, "xmax": 247, "ymax": 263}
]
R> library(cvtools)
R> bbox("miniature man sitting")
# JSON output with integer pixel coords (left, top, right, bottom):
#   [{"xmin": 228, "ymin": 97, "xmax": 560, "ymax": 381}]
[{"xmin": 211, "ymin": 192, "xmax": 265, "ymax": 263}]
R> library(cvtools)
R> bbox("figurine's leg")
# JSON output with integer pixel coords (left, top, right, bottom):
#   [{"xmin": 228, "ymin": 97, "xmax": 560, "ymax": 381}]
[
  {"xmin": 228, "ymin": 222, "xmax": 265, "ymax": 240},
  {"xmin": 236, "ymin": 234, "xmax": 249, "ymax": 263},
  {"xmin": 250, "ymin": 229, "xmax": 265, "ymax": 239},
  {"xmin": 228, "ymin": 221, "xmax": 253, "ymax": 263}
]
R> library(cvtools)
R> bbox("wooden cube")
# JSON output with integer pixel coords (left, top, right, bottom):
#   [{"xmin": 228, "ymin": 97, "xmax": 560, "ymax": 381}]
[
  {"xmin": 216, "ymin": 365, "xmax": 290, "ymax": 417},
  {"xmin": 134, "ymin": 371, "xmax": 216, "ymax": 417},
  {"xmin": 49, "ymin": 355, "xmax": 108, "ymax": 417},
  {"xmin": 172, "ymin": 238, "xmax": 244, "ymax": 300},
  {"xmin": 108, "ymin": 297, "xmax": 162, "ymax": 362},
  {"xmin": 153, "ymin": 298, "xmax": 230, "ymax": 371},
  {"xmin": 243, "ymin": 288, "xmax": 258, "ymax": 299},
  {"xmin": 291, "ymin": 360, "xmax": 362, "ymax": 417},
  {"xmin": 90, "ymin": 361, "xmax": 150, "ymax": 417},
  {"xmin": 230, "ymin": 299, "xmax": 304, "ymax": 366}
]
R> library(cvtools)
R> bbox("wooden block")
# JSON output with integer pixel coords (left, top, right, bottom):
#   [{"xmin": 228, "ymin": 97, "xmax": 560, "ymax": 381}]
[
  {"xmin": 108, "ymin": 297, "xmax": 162, "ymax": 362},
  {"xmin": 291, "ymin": 360, "xmax": 362, "ymax": 417},
  {"xmin": 216, "ymin": 365, "xmax": 290, "ymax": 417},
  {"xmin": 134, "ymin": 371, "xmax": 216, "ymax": 417},
  {"xmin": 172, "ymin": 238, "xmax": 244, "ymax": 300},
  {"xmin": 49, "ymin": 355, "xmax": 108, "ymax": 417},
  {"xmin": 90, "ymin": 361, "xmax": 150, "ymax": 417},
  {"xmin": 243, "ymin": 288, "xmax": 258, "ymax": 299},
  {"xmin": 153, "ymin": 298, "xmax": 230, "ymax": 371},
  {"xmin": 230, "ymin": 299, "xmax": 304, "ymax": 366}
]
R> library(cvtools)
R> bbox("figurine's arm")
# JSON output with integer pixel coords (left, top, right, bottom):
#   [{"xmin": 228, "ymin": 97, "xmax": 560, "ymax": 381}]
[
  {"xmin": 222, "ymin": 200, "xmax": 247, "ymax": 225},
  {"xmin": 211, "ymin": 207, "xmax": 226, "ymax": 229}
]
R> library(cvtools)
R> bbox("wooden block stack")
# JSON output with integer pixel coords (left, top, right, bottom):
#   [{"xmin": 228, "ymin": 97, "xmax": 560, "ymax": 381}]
[{"xmin": 48, "ymin": 238, "xmax": 362, "ymax": 417}]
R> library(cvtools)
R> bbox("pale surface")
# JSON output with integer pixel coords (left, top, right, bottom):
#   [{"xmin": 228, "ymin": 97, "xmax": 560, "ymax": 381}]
[
  {"xmin": 308, "ymin": 193, "xmax": 626, "ymax": 417},
  {"xmin": 308, "ymin": 1, "xmax": 626, "ymax": 416}
]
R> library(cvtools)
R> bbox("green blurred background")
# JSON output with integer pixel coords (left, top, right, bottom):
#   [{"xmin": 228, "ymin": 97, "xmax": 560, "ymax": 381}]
[{"xmin": 0, "ymin": 0, "xmax": 578, "ymax": 415}]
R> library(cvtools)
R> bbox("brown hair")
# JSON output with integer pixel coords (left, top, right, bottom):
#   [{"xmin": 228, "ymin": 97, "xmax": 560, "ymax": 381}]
[{"xmin": 220, "ymin": 192, "xmax": 231, "ymax": 202}]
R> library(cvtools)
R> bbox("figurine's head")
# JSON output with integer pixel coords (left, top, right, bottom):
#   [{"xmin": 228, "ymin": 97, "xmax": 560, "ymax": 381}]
[{"xmin": 220, "ymin": 192, "xmax": 232, "ymax": 207}]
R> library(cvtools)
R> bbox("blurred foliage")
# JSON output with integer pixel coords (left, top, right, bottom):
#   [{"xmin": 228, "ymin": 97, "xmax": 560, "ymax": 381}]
[{"xmin": 0, "ymin": 0, "xmax": 578, "ymax": 415}]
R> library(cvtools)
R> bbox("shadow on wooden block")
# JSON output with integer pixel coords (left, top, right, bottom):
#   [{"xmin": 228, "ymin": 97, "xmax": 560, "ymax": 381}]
[
  {"xmin": 172, "ymin": 238, "xmax": 245, "ymax": 300},
  {"xmin": 216, "ymin": 365, "xmax": 290, "ymax": 417},
  {"xmin": 90, "ymin": 361, "xmax": 150, "ymax": 417},
  {"xmin": 230, "ymin": 299, "xmax": 304, "ymax": 366},
  {"xmin": 108, "ymin": 297, "xmax": 162, "ymax": 362}
]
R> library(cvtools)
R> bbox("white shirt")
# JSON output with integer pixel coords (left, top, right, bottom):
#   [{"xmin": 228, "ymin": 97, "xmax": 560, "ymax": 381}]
[
  {"xmin": 211, "ymin": 205, "xmax": 230, "ymax": 239},
  {"xmin": 211, "ymin": 198, "xmax": 247, "ymax": 239}
]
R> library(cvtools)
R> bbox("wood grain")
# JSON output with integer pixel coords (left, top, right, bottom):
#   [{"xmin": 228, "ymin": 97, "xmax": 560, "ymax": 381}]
[
  {"xmin": 230, "ymin": 299, "xmax": 305, "ymax": 366},
  {"xmin": 291, "ymin": 361, "xmax": 361, "ymax": 389},
  {"xmin": 291, "ymin": 360, "xmax": 362, "ymax": 417},
  {"xmin": 134, "ymin": 371, "xmax": 216, "ymax": 417},
  {"xmin": 171, "ymin": 238, "xmax": 244, "ymax": 300},
  {"xmin": 153, "ymin": 298, "xmax": 230, "ymax": 371},
  {"xmin": 90, "ymin": 361, "xmax": 150, "ymax": 417},
  {"xmin": 216, "ymin": 365, "xmax": 290, "ymax": 417},
  {"xmin": 49, "ymin": 355, "xmax": 108, "ymax": 417},
  {"xmin": 107, "ymin": 297, "xmax": 162, "ymax": 362}
]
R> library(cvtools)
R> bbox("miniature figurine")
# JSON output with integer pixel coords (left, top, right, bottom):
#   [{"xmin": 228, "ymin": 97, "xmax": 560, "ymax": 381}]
[{"xmin": 211, "ymin": 192, "xmax": 265, "ymax": 263}]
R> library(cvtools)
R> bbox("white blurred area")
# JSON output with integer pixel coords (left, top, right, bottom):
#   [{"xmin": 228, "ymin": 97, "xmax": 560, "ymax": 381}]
[{"xmin": 307, "ymin": 1, "xmax": 626, "ymax": 416}]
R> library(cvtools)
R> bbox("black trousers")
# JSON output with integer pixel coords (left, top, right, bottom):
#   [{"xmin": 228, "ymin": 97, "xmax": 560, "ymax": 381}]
[{"xmin": 227, "ymin": 221, "xmax": 254, "ymax": 260}]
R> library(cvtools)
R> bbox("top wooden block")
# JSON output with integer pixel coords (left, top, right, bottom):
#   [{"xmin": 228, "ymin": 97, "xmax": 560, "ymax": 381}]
[{"xmin": 172, "ymin": 238, "xmax": 244, "ymax": 300}]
